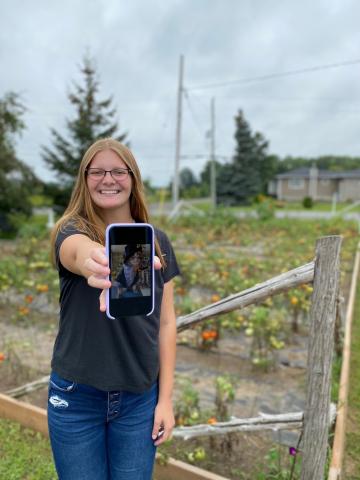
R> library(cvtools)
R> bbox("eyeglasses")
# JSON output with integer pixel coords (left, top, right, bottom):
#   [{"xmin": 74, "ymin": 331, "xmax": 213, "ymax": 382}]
[{"xmin": 86, "ymin": 168, "xmax": 132, "ymax": 180}]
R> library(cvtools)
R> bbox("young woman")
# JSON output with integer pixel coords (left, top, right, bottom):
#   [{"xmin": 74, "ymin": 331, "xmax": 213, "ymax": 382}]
[{"xmin": 48, "ymin": 138, "xmax": 181, "ymax": 480}]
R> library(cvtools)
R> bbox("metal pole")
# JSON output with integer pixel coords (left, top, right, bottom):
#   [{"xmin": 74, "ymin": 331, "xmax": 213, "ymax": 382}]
[
  {"xmin": 173, "ymin": 54, "xmax": 184, "ymax": 209},
  {"xmin": 331, "ymin": 192, "xmax": 337, "ymax": 215},
  {"xmin": 210, "ymin": 97, "xmax": 216, "ymax": 209}
]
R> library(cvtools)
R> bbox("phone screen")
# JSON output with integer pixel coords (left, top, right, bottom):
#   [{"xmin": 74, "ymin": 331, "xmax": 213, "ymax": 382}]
[{"xmin": 106, "ymin": 224, "xmax": 154, "ymax": 318}]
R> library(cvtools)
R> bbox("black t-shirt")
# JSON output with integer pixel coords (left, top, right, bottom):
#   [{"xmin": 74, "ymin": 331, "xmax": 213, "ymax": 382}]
[{"xmin": 51, "ymin": 223, "xmax": 181, "ymax": 393}]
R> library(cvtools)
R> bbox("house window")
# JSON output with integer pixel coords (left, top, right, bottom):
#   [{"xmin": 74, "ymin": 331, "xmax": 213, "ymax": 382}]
[{"xmin": 288, "ymin": 178, "xmax": 304, "ymax": 189}]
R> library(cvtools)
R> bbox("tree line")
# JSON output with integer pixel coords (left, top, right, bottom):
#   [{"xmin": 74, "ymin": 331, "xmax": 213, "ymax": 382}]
[{"xmin": 1, "ymin": 54, "xmax": 360, "ymax": 233}]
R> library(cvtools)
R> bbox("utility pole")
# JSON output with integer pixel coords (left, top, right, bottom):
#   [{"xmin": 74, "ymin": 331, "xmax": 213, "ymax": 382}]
[
  {"xmin": 210, "ymin": 97, "xmax": 216, "ymax": 208},
  {"xmin": 173, "ymin": 54, "xmax": 184, "ymax": 209}
]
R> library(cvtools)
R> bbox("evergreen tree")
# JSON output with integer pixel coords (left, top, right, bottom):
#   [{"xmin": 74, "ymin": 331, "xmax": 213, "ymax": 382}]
[
  {"xmin": 199, "ymin": 159, "xmax": 223, "ymax": 197},
  {"xmin": 42, "ymin": 54, "xmax": 127, "ymax": 196},
  {"xmin": 180, "ymin": 167, "xmax": 198, "ymax": 189},
  {"xmin": 0, "ymin": 92, "xmax": 39, "ymax": 233},
  {"xmin": 217, "ymin": 110, "xmax": 270, "ymax": 205}
]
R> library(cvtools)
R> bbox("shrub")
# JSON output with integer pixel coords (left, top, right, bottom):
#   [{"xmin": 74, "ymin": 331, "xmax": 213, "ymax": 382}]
[
  {"xmin": 255, "ymin": 198, "xmax": 275, "ymax": 221},
  {"xmin": 16, "ymin": 215, "xmax": 49, "ymax": 240},
  {"xmin": 302, "ymin": 196, "xmax": 313, "ymax": 209}
]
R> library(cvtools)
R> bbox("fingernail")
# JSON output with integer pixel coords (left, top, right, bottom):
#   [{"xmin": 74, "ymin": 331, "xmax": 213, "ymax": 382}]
[{"xmin": 152, "ymin": 434, "xmax": 157, "ymax": 439}]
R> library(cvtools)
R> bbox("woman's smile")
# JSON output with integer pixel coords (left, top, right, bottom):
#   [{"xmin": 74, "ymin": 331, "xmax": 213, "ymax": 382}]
[{"xmin": 98, "ymin": 189, "xmax": 123, "ymax": 195}]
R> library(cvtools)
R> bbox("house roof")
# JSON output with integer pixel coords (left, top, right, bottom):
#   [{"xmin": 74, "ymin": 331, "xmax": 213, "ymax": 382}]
[{"xmin": 276, "ymin": 168, "xmax": 360, "ymax": 179}]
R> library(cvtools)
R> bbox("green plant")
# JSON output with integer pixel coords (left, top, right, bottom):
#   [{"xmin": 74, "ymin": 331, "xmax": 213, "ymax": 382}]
[
  {"xmin": 6, "ymin": 212, "xmax": 29, "ymax": 233},
  {"xmin": 17, "ymin": 215, "xmax": 49, "ymax": 240},
  {"xmin": 174, "ymin": 377, "xmax": 201, "ymax": 426},
  {"xmin": 286, "ymin": 284, "xmax": 313, "ymax": 333},
  {"xmin": 186, "ymin": 447, "xmax": 207, "ymax": 463},
  {"xmin": 302, "ymin": 196, "xmax": 313, "ymax": 209},
  {"xmin": 246, "ymin": 306, "xmax": 285, "ymax": 370},
  {"xmin": 29, "ymin": 194, "xmax": 53, "ymax": 207},
  {"xmin": 256, "ymin": 445, "xmax": 301, "ymax": 479},
  {"xmin": 255, "ymin": 198, "xmax": 275, "ymax": 221},
  {"xmin": 215, "ymin": 375, "xmax": 236, "ymax": 421},
  {"xmin": 156, "ymin": 441, "xmax": 172, "ymax": 466}
]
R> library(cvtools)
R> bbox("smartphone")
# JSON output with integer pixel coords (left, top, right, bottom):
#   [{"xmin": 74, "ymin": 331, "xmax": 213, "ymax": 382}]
[
  {"xmin": 105, "ymin": 223, "xmax": 155, "ymax": 319},
  {"xmin": 155, "ymin": 428, "xmax": 165, "ymax": 440}
]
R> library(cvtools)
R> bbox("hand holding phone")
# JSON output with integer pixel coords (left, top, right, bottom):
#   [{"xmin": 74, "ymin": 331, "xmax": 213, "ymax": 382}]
[{"xmin": 105, "ymin": 223, "xmax": 155, "ymax": 319}]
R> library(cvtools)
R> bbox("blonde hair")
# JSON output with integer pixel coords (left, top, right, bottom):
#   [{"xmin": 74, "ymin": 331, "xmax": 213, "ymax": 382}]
[{"xmin": 50, "ymin": 138, "xmax": 166, "ymax": 270}]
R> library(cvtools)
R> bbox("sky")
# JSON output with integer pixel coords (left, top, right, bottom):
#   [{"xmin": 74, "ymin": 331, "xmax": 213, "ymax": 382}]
[{"xmin": 1, "ymin": 0, "xmax": 359, "ymax": 187}]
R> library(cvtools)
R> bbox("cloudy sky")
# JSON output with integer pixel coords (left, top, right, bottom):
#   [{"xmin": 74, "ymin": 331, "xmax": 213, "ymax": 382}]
[{"xmin": 1, "ymin": 0, "xmax": 359, "ymax": 187}]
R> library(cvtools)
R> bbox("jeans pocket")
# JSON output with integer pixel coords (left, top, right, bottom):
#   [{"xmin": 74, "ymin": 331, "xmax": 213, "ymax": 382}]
[{"xmin": 50, "ymin": 371, "xmax": 77, "ymax": 392}]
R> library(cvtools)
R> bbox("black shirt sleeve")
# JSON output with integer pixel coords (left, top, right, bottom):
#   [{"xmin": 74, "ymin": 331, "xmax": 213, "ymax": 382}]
[
  {"xmin": 159, "ymin": 231, "xmax": 181, "ymax": 283},
  {"xmin": 55, "ymin": 223, "xmax": 88, "ymax": 272}
]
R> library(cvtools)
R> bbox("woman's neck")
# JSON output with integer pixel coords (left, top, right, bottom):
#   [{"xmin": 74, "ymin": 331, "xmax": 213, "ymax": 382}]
[{"xmin": 101, "ymin": 207, "xmax": 135, "ymax": 225}]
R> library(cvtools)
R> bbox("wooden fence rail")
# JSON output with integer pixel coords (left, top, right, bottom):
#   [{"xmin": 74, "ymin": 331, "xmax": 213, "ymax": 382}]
[
  {"xmin": 5, "ymin": 375, "xmax": 50, "ymax": 398},
  {"xmin": 173, "ymin": 405, "xmax": 337, "ymax": 440},
  {"xmin": 177, "ymin": 261, "xmax": 315, "ymax": 331}
]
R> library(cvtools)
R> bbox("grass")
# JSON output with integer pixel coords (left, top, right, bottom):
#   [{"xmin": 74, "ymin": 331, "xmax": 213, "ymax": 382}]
[
  {"xmin": 273, "ymin": 201, "xmax": 360, "ymax": 213},
  {"xmin": 0, "ymin": 418, "xmax": 56, "ymax": 479},
  {"xmin": 174, "ymin": 198, "xmax": 360, "ymax": 213},
  {"xmin": 344, "ymin": 266, "xmax": 360, "ymax": 479},
  {"xmin": 331, "ymin": 353, "xmax": 342, "ymax": 404}
]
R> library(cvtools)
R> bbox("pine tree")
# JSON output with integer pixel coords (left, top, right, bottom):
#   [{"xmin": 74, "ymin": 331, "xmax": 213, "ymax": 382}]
[
  {"xmin": 42, "ymin": 54, "xmax": 127, "ymax": 191},
  {"xmin": 217, "ymin": 110, "xmax": 270, "ymax": 205},
  {"xmin": 0, "ymin": 92, "xmax": 25, "ymax": 169},
  {"xmin": 0, "ymin": 92, "xmax": 39, "ymax": 232},
  {"xmin": 180, "ymin": 167, "xmax": 198, "ymax": 189},
  {"xmin": 199, "ymin": 159, "xmax": 223, "ymax": 197}
]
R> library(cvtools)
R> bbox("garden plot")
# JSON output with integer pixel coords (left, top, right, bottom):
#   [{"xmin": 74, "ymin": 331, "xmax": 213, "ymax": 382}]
[{"xmin": 0, "ymin": 215, "xmax": 358, "ymax": 479}]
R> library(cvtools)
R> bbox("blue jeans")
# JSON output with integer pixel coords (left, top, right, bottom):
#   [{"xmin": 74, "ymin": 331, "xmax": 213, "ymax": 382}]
[{"xmin": 47, "ymin": 371, "xmax": 158, "ymax": 480}]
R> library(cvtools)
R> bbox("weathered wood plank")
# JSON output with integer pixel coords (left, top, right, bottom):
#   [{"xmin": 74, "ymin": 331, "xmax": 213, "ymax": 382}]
[
  {"xmin": 328, "ymin": 242, "xmax": 360, "ymax": 480},
  {"xmin": 154, "ymin": 458, "xmax": 229, "ymax": 480},
  {"xmin": 301, "ymin": 236, "xmax": 342, "ymax": 480},
  {"xmin": 177, "ymin": 262, "xmax": 314, "ymax": 332},
  {"xmin": 5, "ymin": 375, "xmax": 50, "ymax": 398},
  {"xmin": 0, "ymin": 393, "xmax": 49, "ymax": 437},
  {"xmin": 172, "ymin": 405, "xmax": 337, "ymax": 440}
]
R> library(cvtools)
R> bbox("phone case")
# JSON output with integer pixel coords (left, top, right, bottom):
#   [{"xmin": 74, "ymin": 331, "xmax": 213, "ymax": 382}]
[{"xmin": 105, "ymin": 223, "xmax": 155, "ymax": 320}]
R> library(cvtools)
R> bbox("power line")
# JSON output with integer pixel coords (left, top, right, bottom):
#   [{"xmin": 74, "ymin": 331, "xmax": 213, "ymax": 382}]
[
  {"xmin": 187, "ymin": 59, "xmax": 360, "ymax": 91},
  {"xmin": 184, "ymin": 89, "xmax": 210, "ymax": 111},
  {"xmin": 201, "ymin": 94, "xmax": 360, "ymax": 103},
  {"xmin": 183, "ymin": 90, "xmax": 206, "ymax": 138}
]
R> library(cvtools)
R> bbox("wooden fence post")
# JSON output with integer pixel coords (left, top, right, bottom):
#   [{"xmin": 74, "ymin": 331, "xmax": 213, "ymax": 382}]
[{"xmin": 301, "ymin": 236, "xmax": 342, "ymax": 480}]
